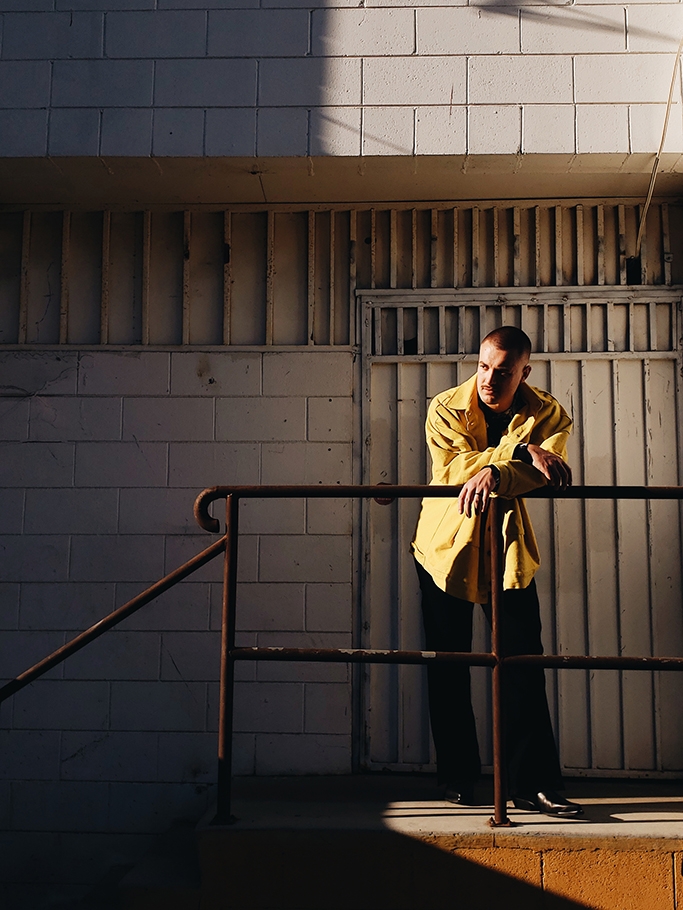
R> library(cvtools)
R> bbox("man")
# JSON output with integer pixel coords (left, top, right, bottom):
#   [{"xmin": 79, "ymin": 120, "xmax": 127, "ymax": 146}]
[{"xmin": 411, "ymin": 325, "xmax": 582, "ymax": 818}]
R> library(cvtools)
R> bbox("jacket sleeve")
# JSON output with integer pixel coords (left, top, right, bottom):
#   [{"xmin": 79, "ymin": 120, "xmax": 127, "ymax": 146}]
[
  {"xmin": 495, "ymin": 399, "xmax": 572, "ymax": 497},
  {"xmin": 426, "ymin": 398, "xmax": 522, "ymax": 486},
  {"xmin": 427, "ymin": 394, "xmax": 572, "ymax": 497}
]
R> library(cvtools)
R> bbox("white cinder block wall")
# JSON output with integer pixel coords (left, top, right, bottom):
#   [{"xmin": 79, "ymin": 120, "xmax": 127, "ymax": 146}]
[
  {"xmin": 1, "ymin": 0, "xmax": 682, "ymax": 895},
  {"xmin": 0, "ymin": 349, "xmax": 355, "ymax": 886},
  {"xmin": 0, "ymin": 0, "xmax": 680, "ymax": 157}
]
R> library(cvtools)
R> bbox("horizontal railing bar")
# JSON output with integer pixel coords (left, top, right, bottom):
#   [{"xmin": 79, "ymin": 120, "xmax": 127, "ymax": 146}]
[
  {"xmin": 230, "ymin": 648, "xmax": 683, "ymax": 671},
  {"xmin": 505, "ymin": 654, "xmax": 683, "ymax": 671},
  {"xmin": 195, "ymin": 485, "xmax": 683, "ymax": 532},
  {"xmin": 231, "ymin": 647, "xmax": 496, "ymax": 666},
  {"xmin": 0, "ymin": 535, "xmax": 227, "ymax": 703},
  {"xmin": 360, "ymin": 287, "xmax": 683, "ymax": 300}
]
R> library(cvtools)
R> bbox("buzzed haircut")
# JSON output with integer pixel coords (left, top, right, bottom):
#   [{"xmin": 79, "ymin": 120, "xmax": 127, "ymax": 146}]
[{"xmin": 481, "ymin": 326, "xmax": 532, "ymax": 360}]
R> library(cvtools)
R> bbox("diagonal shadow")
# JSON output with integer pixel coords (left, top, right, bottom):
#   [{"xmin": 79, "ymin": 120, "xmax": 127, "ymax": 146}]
[{"xmin": 471, "ymin": 2, "xmax": 680, "ymax": 48}]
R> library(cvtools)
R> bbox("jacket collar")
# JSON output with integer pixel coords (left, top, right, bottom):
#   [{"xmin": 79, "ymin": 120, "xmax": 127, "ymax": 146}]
[{"xmin": 450, "ymin": 373, "xmax": 543, "ymax": 417}]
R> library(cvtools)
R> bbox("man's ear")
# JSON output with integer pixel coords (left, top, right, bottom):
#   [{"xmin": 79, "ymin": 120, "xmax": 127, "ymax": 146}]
[{"xmin": 522, "ymin": 364, "xmax": 531, "ymax": 382}]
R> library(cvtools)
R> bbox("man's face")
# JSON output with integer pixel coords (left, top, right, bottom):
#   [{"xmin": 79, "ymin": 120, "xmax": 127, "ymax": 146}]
[{"xmin": 476, "ymin": 340, "xmax": 531, "ymax": 413}]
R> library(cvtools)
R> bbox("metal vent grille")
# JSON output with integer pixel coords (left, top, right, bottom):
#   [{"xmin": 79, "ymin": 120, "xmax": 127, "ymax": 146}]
[{"xmin": 366, "ymin": 289, "xmax": 678, "ymax": 358}]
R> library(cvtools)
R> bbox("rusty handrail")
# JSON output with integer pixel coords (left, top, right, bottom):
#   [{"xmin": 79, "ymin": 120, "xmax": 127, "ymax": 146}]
[
  {"xmin": 3, "ymin": 483, "xmax": 683, "ymax": 829},
  {"xmin": 195, "ymin": 483, "xmax": 683, "ymax": 533},
  {"xmin": 0, "ymin": 534, "xmax": 227, "ymax": 703},
  {"xmin": 203, "ymin": 483, "xmax": 683, "ymax": 826}
]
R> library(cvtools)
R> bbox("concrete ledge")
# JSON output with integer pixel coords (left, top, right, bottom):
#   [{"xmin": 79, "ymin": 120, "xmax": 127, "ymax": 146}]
[
  {"xmin": 1, "ymin": 154, "xmax": 683, "ymax": 209},
  {"xmin": 194, "ymin": 776, "xmax": 683, "ymax": 909}
]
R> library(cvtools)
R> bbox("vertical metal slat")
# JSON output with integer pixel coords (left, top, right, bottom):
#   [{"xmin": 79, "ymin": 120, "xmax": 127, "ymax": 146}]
[
  {"xmin": 308, "ymin": 210, "xmax": 316, "ymax": 345},
  {"xmin": 411, "ymin": 209, "xmax": 417, "ymax": 290},
  {"xmin": 223, "ymin": 211, "xmax": 232, "ymax": 346},
  {"xmin": 329, "ymin": 210, "xmax": 336, "ymax": 346},
  {"xmin": 576, "ymin": 204, "xmax": 585, "ymax": 287},
  {"xmin": 641, "ymin": 356, "xmax": 663, "ymax": 768},
  {"xmin": 662, "ymin": 203, "xmax": 672, "ymax": 287},
  {"xmin": 266, "ymin": 211, "xmax": 275, "ymax": 346},
  {"xmin": 100, "ymin": 210, "xmax": 111, "ymax": 345},
  {"xmin": 390, "ymin": 209, "xmax": 398, "ymax": 290},
  {"xmin": 618, "ymin": 204, "xmax": 627, "ymax": 286},
  {"xmin": 141, "ymin": 211, "xmax": 151, "ymax": 346},
  {"xmin": 457, "ymin": 305, "xmax": 465, "ymax": 355},
  {"xmin": 607, "ymin": 300, "xmax": 615, "ymax": 352},
  {"xmin": 18, "ymin": 211, "xmax": 30, "ymax": 345},
  {"xmin": 370, "ymin": 208, "xmax": 377, "ymax": 291},
  {"xmin": 492, "ymin": 206, "xmax": 499, "ymax": 289},
  {"xmin": 453, "ymin": 207, "xmax": 459, "ymax": 289},
  {"xmin": 555, "ymin": 205, "xmax": 563, "ymax": 287},
  {"xmin": 534, "ymin": 206, "xmax": 541, "ymax": 288},
  {"xmin": 648, "ymin": 301, "xmax": 658, "ymax": 353},
  {"xmin": 182, "ymin": 211, "xmax": 191, "ymax": 345},
  {"xmin": 472, "ymin": 206, "xmax": 480, "ymax": 288},
  {"xmin": 417, "ymin": 305, "xmax": 424, "ymax": 355},
  {"xmin": 438, "ymin": 306, "xmax": 446, "ymax": 355},
  {"xmin": 513, "ymin": 206, "xmax": 521, "ymax": 288},
  {"xmin": 639, "ymin": 204, "xmax": 648, "ymax": 286},
  {"xmin": 374, "ymin": 306, "xmax": 383, "ymax": 356},
  {"xmin": 397, "ymin": 306, "xmax": 404, "ymax": 356},
  {"xmin": 349, "ymin": 210, "xmax": 357, "ymax": 346},
  {"xmin": 542, "ymin": 302, "xmax": 549, "ymax": 353},
  {"xmin": 59, "ymin": 210, "xmax": 70, "ymax": 345},
  {"xmin": 430, "ymin": 209, "xmax": 438, "ymax": 289},
  {"xmin": 597, "ymin": 205, "xmax": 606, "ymax": 287},
  {"xmin": 580, "ymin": 358, "xmax": 596, "ymax": 768},
  {"xmin": 563, "ymin": 303, "xmax": 571, "ymax": 353}
]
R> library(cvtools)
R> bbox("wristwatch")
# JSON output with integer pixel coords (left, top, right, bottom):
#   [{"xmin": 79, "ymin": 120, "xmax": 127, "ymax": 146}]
[{"xmin": 487, "ymin": 464, "xmax": 501, "ymax": 490}]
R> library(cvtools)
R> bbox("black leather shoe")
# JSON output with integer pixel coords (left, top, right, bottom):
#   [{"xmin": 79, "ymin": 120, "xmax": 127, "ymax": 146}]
[
  {"xmin": 512, "ymin": 790, "xmax": 583, "ymax": 818},
  {"xmin": 444, "ymin": 784, "xmax": 476, "ymax": 806}
]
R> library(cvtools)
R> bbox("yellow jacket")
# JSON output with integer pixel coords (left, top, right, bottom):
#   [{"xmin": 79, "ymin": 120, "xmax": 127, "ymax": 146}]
[{"xmin": 411, "ymin": 374, "xmax": 572, "ymax": 603}]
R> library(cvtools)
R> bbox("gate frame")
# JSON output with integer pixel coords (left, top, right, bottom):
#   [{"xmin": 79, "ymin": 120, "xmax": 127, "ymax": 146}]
[{"xmin": 359, "ymin": 285, "xmax": 683, "ymax": 776}]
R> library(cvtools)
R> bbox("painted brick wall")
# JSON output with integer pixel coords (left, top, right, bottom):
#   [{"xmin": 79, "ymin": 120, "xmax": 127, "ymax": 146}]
[
  {"xmin": 0, "ymin": 349, "xmax": 356, "ymax": 884},
  {"xmin": 0, "ymin": 1, "xmax": 679, "ymax": 157}
]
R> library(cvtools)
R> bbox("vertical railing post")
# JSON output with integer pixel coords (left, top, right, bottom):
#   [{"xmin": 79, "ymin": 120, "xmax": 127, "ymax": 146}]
[
  {"xmin": 215, "ymin": 494, "xmax": 239, "ymax": 824},
  {"xmin": 489, "ymin": 496, "xmax": 511, "ymax": 826}
]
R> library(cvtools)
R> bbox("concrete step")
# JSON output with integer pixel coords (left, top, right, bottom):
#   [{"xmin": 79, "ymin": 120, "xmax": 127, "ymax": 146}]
[
  {"xmin": 119, "ymin": 776, "xmax": 683, "ymax": 910},
  {"xmin": 119, "ymin": 820, "xmax": 201, "ymax": 910}
]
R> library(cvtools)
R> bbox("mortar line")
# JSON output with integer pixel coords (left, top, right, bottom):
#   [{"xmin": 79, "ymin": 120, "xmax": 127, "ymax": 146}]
[{"xmin": 624, "ymin": 6, "xmax": 628, "ymax": 52}]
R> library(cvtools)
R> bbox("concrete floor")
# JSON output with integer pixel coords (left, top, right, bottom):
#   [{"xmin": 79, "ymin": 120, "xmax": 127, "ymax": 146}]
[
  {"xmin": 225, "ymin": 774, "xmax": 683, "ymax": 842},
  {"xmin": 192, "ymin": 776, "xmax": 683, "ymax": 909}
]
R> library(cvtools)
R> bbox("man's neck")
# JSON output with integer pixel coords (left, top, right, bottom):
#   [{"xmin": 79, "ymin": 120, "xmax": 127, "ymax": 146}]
[
  {"xmin": 478, "ymin": 390, "xmax": 523, "ymax": 423},
  {"xmin": 478, "ymin": 389, "xmax": 525, "ymax": 448}
]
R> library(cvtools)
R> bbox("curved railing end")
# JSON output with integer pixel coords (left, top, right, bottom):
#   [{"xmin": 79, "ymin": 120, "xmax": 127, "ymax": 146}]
[{"xmin": 194, "ymin": 487, "xmax": 224, "ymax": 533}]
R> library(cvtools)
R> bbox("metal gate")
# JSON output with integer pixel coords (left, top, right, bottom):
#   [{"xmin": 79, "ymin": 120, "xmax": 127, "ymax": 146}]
[{"xmin": 360, "ymin": 287, "xmax": 683, "ymax": 776}]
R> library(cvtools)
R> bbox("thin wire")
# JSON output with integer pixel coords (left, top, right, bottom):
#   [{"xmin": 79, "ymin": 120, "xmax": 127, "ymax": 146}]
[{"xmin": 635, "ymin": 36, "xmax": 683, "ymax": 257}]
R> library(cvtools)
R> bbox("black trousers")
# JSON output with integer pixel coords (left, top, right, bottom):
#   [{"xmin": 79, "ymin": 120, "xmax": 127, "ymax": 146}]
[{"xmin": 415, "ymin": 560, "xmax": 563, "ymax": 796}]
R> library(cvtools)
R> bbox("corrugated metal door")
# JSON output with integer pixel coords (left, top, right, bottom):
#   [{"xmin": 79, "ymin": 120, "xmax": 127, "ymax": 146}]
[{"xmin": 361, "ymin": 288, "xmax": 683, "ymax": 776}]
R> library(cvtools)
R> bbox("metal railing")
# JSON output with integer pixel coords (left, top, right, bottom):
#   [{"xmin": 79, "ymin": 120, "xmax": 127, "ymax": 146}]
[{"xmin": 2, "ymin": 483, "xmax": 683, "ymax": 827}]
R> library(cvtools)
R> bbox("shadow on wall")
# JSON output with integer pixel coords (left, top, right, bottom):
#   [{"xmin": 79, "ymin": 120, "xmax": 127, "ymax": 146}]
[{"xmin": 464, "ymin": 3, "xmax": 683, "ymax": 155}]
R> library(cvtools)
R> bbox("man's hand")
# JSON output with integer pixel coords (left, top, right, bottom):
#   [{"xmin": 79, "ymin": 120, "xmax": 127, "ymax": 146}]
[
  {"xmin": 526, "ymin": 444, "xmax": 572, "ymax": 490},
  {"xmin": 458, "ymin": 467, "xmax": 497, "ymax": 517}
]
